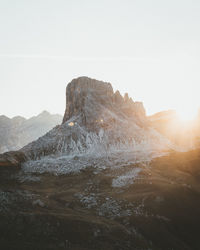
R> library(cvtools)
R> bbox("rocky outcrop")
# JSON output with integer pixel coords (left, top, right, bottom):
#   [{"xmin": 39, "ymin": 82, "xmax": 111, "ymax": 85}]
[
  {"xmin": 62, "ymin": 77, "xmax": 146, "ymax": 129},
  {"xmin": 63, "ymin": 77, "xmax": 114, "ymax": 128}
]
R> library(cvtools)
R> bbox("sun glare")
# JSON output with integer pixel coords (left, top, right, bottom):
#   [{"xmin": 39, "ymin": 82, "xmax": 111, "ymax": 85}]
[{"xmin": 177, "ymin": 108, "xmax": 197, "ymax": 122}]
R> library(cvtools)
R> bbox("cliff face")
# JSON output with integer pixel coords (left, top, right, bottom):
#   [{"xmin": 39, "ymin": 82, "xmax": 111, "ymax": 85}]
[
  {"xmin": 62, "ymin": 77, "xmax": 146, "ymax": 130},
  {"xmin": 63, "ymin": 77, "xmax": 113, "ymax": 124}
]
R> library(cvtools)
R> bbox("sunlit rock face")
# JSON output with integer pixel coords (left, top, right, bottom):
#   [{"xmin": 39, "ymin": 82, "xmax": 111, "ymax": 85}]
[{"xmin": 62, "ymin": 76, "xmax": 146, "ymax": 130}]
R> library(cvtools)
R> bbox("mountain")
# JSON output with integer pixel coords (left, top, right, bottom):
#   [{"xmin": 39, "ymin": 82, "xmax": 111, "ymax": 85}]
[
  {"xmin": 1, "ymin": 77, "xmax": 200, "ymax": 250},
  {"xmin": 0, "ymin": 111, "xmax": 62, "ymax": 153},
  {"xmin": 13, "ymin": 76, "xmax": 170, "ymax": 171}
]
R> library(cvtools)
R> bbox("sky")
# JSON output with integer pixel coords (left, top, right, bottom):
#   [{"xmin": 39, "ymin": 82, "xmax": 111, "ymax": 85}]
[{"xmin": 0, "ymin": 0, "xmax": 200, "ymax": 120}]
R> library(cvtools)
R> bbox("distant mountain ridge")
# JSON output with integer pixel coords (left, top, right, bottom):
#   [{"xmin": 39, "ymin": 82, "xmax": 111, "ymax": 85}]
[{"xmin": 0, "ymin": 111, "xmax": 62, "ymax": 153}]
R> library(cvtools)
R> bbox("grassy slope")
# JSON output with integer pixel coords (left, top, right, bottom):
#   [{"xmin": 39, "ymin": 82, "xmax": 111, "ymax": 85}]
[{"xmin": 0, "ymin": 149, "xmax": 200, "ymax": 250}]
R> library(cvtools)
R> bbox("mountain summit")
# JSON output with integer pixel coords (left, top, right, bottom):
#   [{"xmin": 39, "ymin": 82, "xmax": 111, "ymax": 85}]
[{"xmin": 62, "ymin": 76, "xmax": 146, "ymax": 128}]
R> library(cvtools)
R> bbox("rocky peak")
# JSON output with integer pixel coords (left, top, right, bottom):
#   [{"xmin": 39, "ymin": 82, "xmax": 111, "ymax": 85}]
[
  {"xmin": 124, "ymin": 93, "xmax": 129, "ymax": 103},
  {"xmin": 62, "ymin": 77, "xmax": 114, "ymax": 125},
  {"xmin": 62, "ymin": 77, "xmax": 146, "ymax": 129},
  {"xmin": 11, "ymin": 116, "xmax": 26, "ymax": 126},
  {"xmin": 113, "ymin": 90, "xmax": 123, "ymax": 104},
  {"xmin": 39, "ymin": 111, "xmax": 51, "ymax": 117},
  {"xmin": 0, "ymin": 115, "xmax": 11, "ymax": 124}
]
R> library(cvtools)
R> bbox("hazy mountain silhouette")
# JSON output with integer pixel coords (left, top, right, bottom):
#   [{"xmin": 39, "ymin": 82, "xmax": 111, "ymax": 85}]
[{"xmin": 0, "ymin": 111, "xmax": 62, "ymax": 153}]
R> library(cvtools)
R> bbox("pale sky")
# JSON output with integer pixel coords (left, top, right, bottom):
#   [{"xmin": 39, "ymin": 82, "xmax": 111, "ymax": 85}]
[{"xmin": 0, "ymin": 0, "xmax": 200, "ymax": 120}]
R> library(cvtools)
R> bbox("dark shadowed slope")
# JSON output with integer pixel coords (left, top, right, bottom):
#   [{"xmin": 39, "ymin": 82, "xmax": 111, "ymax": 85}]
[{"xmin": 0, "ymin": 148, "xmax": 200, "ymax": 250}]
